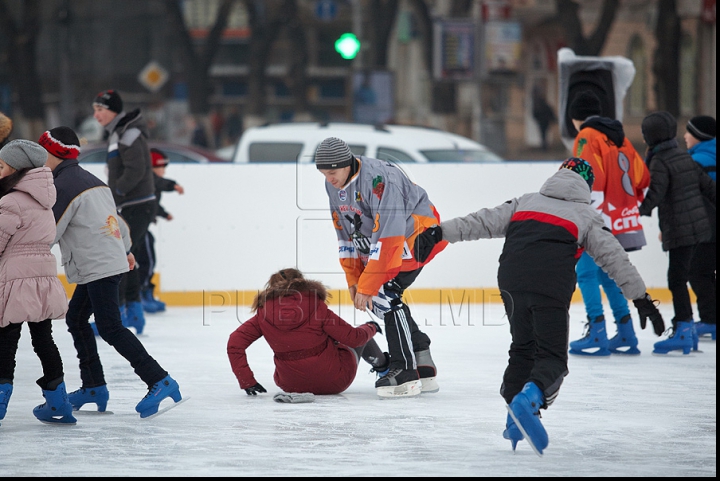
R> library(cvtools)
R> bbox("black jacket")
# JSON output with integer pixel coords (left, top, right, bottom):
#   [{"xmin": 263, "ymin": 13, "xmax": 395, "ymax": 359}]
[
  {"xmin": 153, "ymin": 173, "xmax": 178, "ymax": 221},
  {"xmin": 639, "ymin": 140, "xmax": 716, "ymax": 251},
  {"xmin": 104, "ymin": 109, "xmax": 155, "ymax": 209}
]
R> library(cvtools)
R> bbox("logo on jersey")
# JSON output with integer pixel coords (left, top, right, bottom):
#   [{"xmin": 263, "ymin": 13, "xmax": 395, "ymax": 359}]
[
  {"xmin": 338, "ymin": 189, "xmax": 348, "ymax": 201},
  {"xmin": 355, "ymin": 191, "xmax": 362, "ymax": 202},
  {"xmin": 345, "ymin": 212, "xmax": 371, "ymax": 255},
  {"xmin": 372, "ymin": 176, "xmax": 385, "ymax": 199},
  {"xmin": 100, "ymin": 215, "xmax": 122, "ymax": 239}
]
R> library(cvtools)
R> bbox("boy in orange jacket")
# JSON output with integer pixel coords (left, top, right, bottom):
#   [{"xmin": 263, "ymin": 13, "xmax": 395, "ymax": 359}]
[{"xmin": 568, "ymin": 90, "xmax": 650, "ymax": 356}]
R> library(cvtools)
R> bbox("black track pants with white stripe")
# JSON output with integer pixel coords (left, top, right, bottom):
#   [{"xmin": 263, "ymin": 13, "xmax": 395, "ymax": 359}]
[{"xmin": 384, "ymin": 304, "xmax": 431, "ymax": 370}]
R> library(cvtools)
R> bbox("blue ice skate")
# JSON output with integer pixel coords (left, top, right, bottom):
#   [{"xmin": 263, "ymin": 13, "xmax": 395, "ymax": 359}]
[
  {"xmin": 68, "ymin": 385, "xmax": 109, "ymax": 412},
  {"xmin": 507, "ymin": 382, "xmax": 548, "ymax": 456},
  {"xmin": 0, "ymin": 383, "xmax": 13, "ymax": 424},
  {"xmin": 125, "ymin": 301, "xmax": 146, "ymax": 335},
  {"xmin": 135, "ymin": 375, "xmax": 182, "ymax": 418},
  {"xmin": 141, "ymin": 289, "xmax": 164, "ymax": 313},
  {"xmin": 503, "ymin": 412, "xmax": 524, "ymax": 451},
  {"xmin": 33, "ymin": 382, "xmax": 77, "ymax": 425},
  {"xmin": 569, "ymin": 315, "xmax": 611, "ymax": 356},
  {"xmin": 608, "ymin": 315, "xmax": 641, "ymax": 355},
  {"xmin": 694, "ymin": 322, "xmax": 716, "ymax": 340},
  {"xmin": 653, "ymin": 321, "xmax": 693, "ymax": 355}
]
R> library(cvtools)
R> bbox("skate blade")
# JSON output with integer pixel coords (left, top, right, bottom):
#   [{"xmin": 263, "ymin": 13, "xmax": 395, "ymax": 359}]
[
  {"xmin": 609, "ymin": 347, "xmax": 641, "ymax": 355},
  {"xmin": 651, "ymin": 350, "xmax": 696, "ymax": 357},
  {"xmin": 569, "ymin": 348, "xmax": 611, "ymax": 357},
  {"xmin": 38, "ymin": 417, "xmax": 77, "ymax": 426},
  {"xmin": 73, "ymin": 409, "xmax": 114, "ymax": 415},
  {"xmin": 505, "ymin": 405, "xmax": 543, "ymax": 457},
  {"xmin": 377, "ymin": 380, "xmax": 422, "ymax": 399},
  {"xmin": 420, "ymin": 377, "xmax": 439, "ymax": 393},
  {"xmin": 142, "ymin": 396, "xmax": 190, "ymax": 420}
]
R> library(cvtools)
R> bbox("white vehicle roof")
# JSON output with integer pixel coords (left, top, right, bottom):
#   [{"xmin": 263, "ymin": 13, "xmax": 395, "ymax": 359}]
[{"xmin": 232, "ymin": 122, "xmax": 504, "ymax": 163}]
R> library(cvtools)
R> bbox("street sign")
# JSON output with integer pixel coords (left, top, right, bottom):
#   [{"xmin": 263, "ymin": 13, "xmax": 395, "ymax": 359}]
[
  {"xmin": 315, "ymin": 0, "xmax": 337, "ymax": 21},
  {"xmin": 138, "ymin": 61, "xmax": 169, "ymax": 93}
]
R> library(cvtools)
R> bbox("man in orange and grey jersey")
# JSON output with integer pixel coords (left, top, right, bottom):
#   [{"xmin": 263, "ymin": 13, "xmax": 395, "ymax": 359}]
[{"xmin": 316, "ymin": 137, "xmax": 447, "ymax": 398}]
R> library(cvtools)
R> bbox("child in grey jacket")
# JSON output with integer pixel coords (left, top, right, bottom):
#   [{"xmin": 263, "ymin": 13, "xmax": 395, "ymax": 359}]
[{"xmin": 415, "ymin": 158, "xmax": 664, "ymax": 456}]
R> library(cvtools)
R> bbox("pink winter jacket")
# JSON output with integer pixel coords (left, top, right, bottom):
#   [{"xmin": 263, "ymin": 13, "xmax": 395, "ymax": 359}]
[{"xmin": 0, "ymin": 167, "xmax": 68, "ymax": 327}]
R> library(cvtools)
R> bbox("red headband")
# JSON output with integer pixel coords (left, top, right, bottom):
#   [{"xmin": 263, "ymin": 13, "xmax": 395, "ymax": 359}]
[{"xmin": 38, "ymin": 130, "xmax": 80, "ymax": 160}]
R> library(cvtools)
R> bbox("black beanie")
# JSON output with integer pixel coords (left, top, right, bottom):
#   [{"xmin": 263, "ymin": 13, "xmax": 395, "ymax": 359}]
[
  {"xmin": 569, "ymin": 90, "xmax": 602, "ymax": 121},
  {"xmin": 686, "ymin": 115, "xmax": 716, "ymax": 141},
  {"xmin": 642, "ymin": 111, "xmax": 677, "ymax": 148},
  {"xmin": 93, "ymin": 90, "xmax": 123, "ymax": 113}
]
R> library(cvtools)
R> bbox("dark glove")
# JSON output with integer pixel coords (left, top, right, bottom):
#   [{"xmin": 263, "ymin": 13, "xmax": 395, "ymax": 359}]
[
  {"xmin": 244, "ymin": 383, "xmax": 267, "ymax": 396},
  {"xmin": 366, "ymin": 320, "xmax": 383, "ymax": 335},
  {"xmin": 633, "ymin": 293, "xmax": 665, "ymax": 336},
  {"xmin": 414, "ymin": 226, "xmax": 443, "ymax": 263}
]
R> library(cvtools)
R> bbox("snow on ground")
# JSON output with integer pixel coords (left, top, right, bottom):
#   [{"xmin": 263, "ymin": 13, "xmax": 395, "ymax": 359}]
[{"xmin": 1, "ymin": 303, "xmax": 715, "ymax": 477}]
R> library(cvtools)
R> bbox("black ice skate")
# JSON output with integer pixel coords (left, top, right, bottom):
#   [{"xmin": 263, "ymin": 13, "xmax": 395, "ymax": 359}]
[{"xmin": 375, "ymin": 369, "xmax": 422, "ymax": 399}]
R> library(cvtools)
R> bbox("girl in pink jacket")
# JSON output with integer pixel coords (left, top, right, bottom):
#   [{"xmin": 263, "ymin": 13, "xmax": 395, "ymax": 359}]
[{"xmin": 0, "ymin": 139, "xmax": 74, "ymax": 426}]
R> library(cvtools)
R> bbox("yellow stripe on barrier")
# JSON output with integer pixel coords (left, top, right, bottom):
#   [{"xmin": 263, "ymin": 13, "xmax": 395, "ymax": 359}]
[{"xmin": 58, "ymin": 275, "xmax": 680, "ymax": 306}]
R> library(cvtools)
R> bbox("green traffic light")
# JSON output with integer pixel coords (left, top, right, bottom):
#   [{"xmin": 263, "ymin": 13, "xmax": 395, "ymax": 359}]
[{"xmin": 335, "ymin": 32, "xmax": 361, "ymax": 60}]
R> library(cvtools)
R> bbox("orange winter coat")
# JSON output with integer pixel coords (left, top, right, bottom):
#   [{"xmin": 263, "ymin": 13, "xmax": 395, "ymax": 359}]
[{"xmin": 573, "ymin": 117, "xmax": 650, "ymax": 251}]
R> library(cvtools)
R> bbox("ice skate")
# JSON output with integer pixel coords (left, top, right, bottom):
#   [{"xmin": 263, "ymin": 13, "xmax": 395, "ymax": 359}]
[
  {"xmin": 694, "ymin": 322, "xmax": 716, "ymax": 340},
  {"xmin": 507, "ymin": 382, "xmax": 548, "ymax": 456},
  {"xmin": 135, "ymin": 375, "xmax": 182, "ymax": 418},
  {"xmin": 369, "ymin": 351, "xmax": 390, "ymax": 378},
  {"xmin": 375, "ymin": 369, "xmax": 422, "ymax": 399},
  {"xmin": 68, "ymin": 385, "xmax": 110, "ymax": 412},
  {"xmin": 125, "ymin": 301, "xmax": 146, "ymax": 335},
  {"xmin": 415, "ymin": 349, "xmax": 439, "ymax": 393},
  {"xmin": 0, "ymin": 383, "xmax": 12, "ymax": 424},
  {"xmin": 33, "ymin": 381, "xmax": 77, "ymax": 425},
  {"xmin": 141, "ymin": 288, "xmax": 162, "ymax": 313},
  {"xmin": 502, "ymin": 412, "xmax": 524, "ymax": 451},
  {"xmin": 89, "ymin": 322, "xmax": 100, "ymax": 337},
  {"xmin": 569, "ymin": 315, "xmax": 611, "ymax": 356},
  {"xmin": 608, "ymin": 315, "xmax": 641, "ymax": 355},
  {"xmin": 653, "ymin": 321, "xmax": 693, "ymax": 355}
]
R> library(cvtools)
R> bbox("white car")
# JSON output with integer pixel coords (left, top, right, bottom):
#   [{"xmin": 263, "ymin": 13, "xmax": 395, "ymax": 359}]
[{"xmin": 231, "ymin": 122, "xmax": 504, "ymax": 163}]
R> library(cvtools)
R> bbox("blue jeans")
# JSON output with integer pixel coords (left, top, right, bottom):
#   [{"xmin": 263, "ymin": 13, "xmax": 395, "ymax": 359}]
[
  {"xmin": 65, "ymin": 274, "xmax": 167, "ymax": 388},
  {"xmin": 576, "ymin": 252, "xmax": 630, "ymax": 322}
]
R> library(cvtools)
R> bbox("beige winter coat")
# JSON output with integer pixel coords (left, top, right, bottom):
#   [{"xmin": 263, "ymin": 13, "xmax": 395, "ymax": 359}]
[{"xmin": 0, "ymin": 167, "xmax": 68, "ymax": 326}]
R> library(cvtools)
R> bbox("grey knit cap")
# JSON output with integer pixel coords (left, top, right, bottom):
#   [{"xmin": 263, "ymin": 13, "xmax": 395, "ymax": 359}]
[
  {"xmin": 0, "ymin": 139, "xmax": 48, "ymax": 170},
  {"xmin": 315, "ymin": 137, "xmax": 354, "ymax": 169}
]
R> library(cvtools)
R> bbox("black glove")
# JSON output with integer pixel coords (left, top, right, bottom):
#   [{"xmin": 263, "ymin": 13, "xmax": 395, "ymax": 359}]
[
  {"xmin": 633, "ymin": 293, "xmax": 665, "ymax": 336},
  {"xmin": 244, "ymin": 383, "xmax": 267, "ymax": 396},
  {"xmin": 415, "ymin": 226, "xmax": 443, "ymax": 263},
  {"xmin": 366, "ymin": 320, "xmax": 383, "ymax": 335}
]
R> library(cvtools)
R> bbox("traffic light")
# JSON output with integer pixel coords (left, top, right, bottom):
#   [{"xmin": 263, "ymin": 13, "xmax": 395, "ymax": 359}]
[
  {"xmin": 558, "ymin": 48, "xmax": 636, "ymax": 151},
  {"xmin": 335, "ymin": 33, "xmax": 361, "ymax": 60}
]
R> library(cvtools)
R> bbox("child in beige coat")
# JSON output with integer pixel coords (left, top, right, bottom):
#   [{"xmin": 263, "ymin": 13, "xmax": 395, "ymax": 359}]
[{"xmin": 0, "ymin": 139, "xmax": 74, "ymax": 426}]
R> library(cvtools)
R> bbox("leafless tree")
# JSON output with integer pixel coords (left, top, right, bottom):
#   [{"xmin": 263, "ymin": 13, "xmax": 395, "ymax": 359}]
[
  {"xmin": 652, "ymin": 0, "xmax": 680, "ymax": 116},
  {"xmin": 164, "ymin": 0, "xmax": 236, "ymax": 116},
  {"xmin": 556, "ymin": 0, "xmax": 619, "ymax": 56},
  {"xmin": 0, "ymin": 0, "xmax": 44, "ymax": 135}
]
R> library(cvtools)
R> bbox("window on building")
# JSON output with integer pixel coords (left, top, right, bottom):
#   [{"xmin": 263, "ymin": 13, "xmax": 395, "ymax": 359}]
[
  {"xmin": 626, "ymin": 35, "xmax": 646, "ymax": 116},
  {"xmin": 679, "ymin": 32, "xmax": 697, "ymax": 116}
]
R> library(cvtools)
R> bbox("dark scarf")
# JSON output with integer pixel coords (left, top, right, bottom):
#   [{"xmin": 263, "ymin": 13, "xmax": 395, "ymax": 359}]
[{"xmin": 645, "ymin": 139, "xmax": 678, "ymax": 166}]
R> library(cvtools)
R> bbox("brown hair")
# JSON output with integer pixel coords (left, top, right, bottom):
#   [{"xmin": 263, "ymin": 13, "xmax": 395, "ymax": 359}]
[{"xmin": 250, "ymin": 268, "xmax": 331, "ymax": 313}]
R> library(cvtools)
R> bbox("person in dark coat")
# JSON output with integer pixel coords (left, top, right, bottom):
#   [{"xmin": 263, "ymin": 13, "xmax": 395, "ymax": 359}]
[
  {"xmin": 227, "ymin": 268, "xmax": 388, "ymax": 397},
  {"xmin": 639, "ymin": 111, "xmax": 716, "ymax": 354}
]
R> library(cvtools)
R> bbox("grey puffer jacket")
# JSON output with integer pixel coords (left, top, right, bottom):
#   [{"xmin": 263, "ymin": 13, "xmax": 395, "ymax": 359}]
[
  {"xmin": 441, "ymin": 169, "xmax": 647, "ymax": 305},
  {"xmin": 639, "ymin": 140, "xmax": 716, "ymax": 251}
]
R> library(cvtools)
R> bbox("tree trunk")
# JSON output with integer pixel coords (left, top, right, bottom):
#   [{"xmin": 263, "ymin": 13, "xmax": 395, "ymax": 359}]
[
  {"xmin": 0, "ymin": 0, "xmax": 45, "ymax": 130},
  {"xmin": 281, "ymin": 0, "xmax": 310, "ymax": 116},
  {"xmin": 557, "ymin": 0, "xmax": 619, "ymax": 56},
  {"xmin": 165, "ymin": 0, "xmax": 234, "ymax": 116},
  {"xmin": 653, "ymin": 0, "xmax": 680, "ymax": 116},
  {"xmin": 369, "ymin": 0, "xmax": 399, "ymax": 69}
]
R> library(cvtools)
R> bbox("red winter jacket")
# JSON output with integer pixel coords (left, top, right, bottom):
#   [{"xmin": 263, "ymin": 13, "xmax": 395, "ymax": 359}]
[{"xmin": 227, "ymin": 291, "xmax": 377, "ymax": 395}]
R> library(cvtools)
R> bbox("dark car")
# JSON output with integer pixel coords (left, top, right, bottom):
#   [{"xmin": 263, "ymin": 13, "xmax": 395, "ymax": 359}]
[{"xmin": 78, "ymin": 141, "xmax": 229, "ymax": 164}]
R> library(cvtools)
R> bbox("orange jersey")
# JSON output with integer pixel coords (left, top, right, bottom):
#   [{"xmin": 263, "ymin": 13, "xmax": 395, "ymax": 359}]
[{"xmin": 573, "ymin": 121, "xmax": 650, "ymax": 250}]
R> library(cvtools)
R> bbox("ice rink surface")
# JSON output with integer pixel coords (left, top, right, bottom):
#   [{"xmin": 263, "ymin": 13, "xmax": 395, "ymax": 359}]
[{"xmin": 1, "ymin": 303, "xmax": 715, "ymax": 477}]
